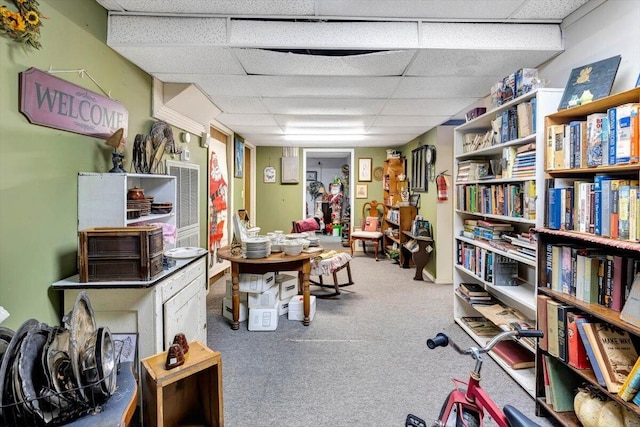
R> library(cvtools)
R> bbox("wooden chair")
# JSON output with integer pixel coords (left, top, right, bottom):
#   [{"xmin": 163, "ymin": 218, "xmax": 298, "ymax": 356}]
[{"xmin": 349, "ymin": 200, "xmax": 384, "ymax": 261}]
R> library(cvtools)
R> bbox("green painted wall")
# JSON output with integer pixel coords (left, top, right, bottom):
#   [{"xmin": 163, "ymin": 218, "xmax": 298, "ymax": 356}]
[{"xmin": 0, "ymin": 0, "xmax": 210, "ymax": 329}]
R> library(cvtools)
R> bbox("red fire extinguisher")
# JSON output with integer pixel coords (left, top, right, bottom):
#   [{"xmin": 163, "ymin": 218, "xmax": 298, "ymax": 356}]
[{"xmin": 436, "ymin": 172, "xmax": 449, "ymax": 202}]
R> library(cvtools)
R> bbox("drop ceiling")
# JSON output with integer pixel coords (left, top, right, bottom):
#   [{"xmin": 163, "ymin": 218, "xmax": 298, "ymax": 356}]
[{"xmin": 95, "ymin": 0, "xmax": 591, "ymax": 148}]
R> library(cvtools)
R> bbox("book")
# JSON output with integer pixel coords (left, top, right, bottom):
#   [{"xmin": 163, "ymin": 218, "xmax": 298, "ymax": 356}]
[
  {"xmin": 459, "ymin": 316, "xmax": 502, "ymax": 337},
  {"xmin": 541, "ymin": 355, "xmax": 552, "ymax": 404},
  {"xmin": 537, "ymin": 294, "xmax": 551, "ymax": 351},
  {"xmin": 490, "ymin": 339, "xmax": 534, "ymax": 369},
  {"xmin": 566, "ymin": 312, "xmax": 591, "ymax": 370},
  {"xmin": 576, "ymin": 317, "xmax": 607, "ymax": 387},
  {"xmin": 621, "ymin": 273, "xmax": 640, "ymax": 328},
  {"xmin": 618, "ymin": 356, "xmax": 640, "ymax": 401},
  {"xmin": 587, "ymin": 113, "xmax": 607, "ymax": 167},
  {"xmin": 546, "ymin": 299, "xmax": 561, "ymax": 358},
  {"xmin": 459, "ymin": 282, "xmax": 489, "ymax": 297},
  {"xmin": 580, "ymin": 322, "xmax": 639, "ymax": 393},
  {"xmin": 557, "ymin": 304, "xmax": 575, "ymax": 362},
  {"xmin": 544, "ymin": 355, "xmax": 581, "ymax": 412}
]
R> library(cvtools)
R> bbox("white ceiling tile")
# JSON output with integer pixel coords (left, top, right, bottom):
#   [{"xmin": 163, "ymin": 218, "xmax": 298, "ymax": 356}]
[
  {"xmin": 263, "ymin": 98, "xmax": 387, "ymax": 115},
  {"xmin": 232, "ymin": 48, "xmax": 416, "ymax": 76},
  {"xmin": 230, "ymin": 20, "xmax": 419, "ymax": 49},
  {"xmin": 275, "ymin": 115, "xmax": 376, "ymax": 128},
  {"xmin": 210, "ymin": 97, "xmax": 270, "ymax": 114},
  {"xmin": 373, "ymin": 116, "xmax": 453, "ymax": 127},
  {"xmin": 158, "ymin": 75, "xmax": 257, "ymax": 97},
  {"xmin": 393, "ymin": 76, "xmax": 498, "ymax": 98},
  {"xmin": 104, "ymin": 0, "xmax": 315, "ymax": 14},
  {"xmin": 249, "ymin": 76, "xmax": 401, "ymax": 98},
  {"xmin": 108, "ymin": 16, "xmax": 226, "ymax": 44},
  {"xmin": 421, "ymin": 22, "xmax": 562, "ymax": 50},
  {"xmin": 223, "ymin": 125, "xmax": 285, "ymax": 135},
  {"xmin": 366, "ymin": 126, "xmax": 432, "ymax": 135},
  {"xmin": 381, "ymin": 98, "xmax": 481, "ymax": 116},
  {"xmin": 407, "ymin": 49, "xmax": 561, "ymax": 77},
  {"xmin": 112, "ymin": 46, "xmax": 245, "ymax": 74},
  {"xmin": 215, "ymin": 114, "xmax": 279, "ymax": 126},
  {"xmin": 511, "ymin": 0, "xmax": 590, "ymax": 20}
]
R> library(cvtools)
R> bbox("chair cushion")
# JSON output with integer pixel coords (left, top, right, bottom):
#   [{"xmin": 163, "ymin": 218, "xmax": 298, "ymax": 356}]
[
  {"xmin": 351, "ymin": 230, "xmax": 383, "ymax": 239},
  {"xmin": 295, "ymin": 217, "xmax": 320, "ymax": 232}
]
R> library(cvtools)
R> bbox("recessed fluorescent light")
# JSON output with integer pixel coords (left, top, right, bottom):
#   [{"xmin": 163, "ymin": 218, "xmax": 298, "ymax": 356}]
[
  {"xmin": 285, "ymin": 127, "xmax": 365, "ymax": 135},
  {"xmin": 284, "ymin": 134, "xmax": 365, "ymax": 142}
]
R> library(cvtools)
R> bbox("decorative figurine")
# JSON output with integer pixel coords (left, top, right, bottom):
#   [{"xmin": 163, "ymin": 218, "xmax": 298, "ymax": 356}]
[
  {"xmin": 173, "ymin": 333, "xmax": 189, "ymax": 354},
  {"xmin": 165, "ymin": 343, "xmax": 185, "ymax": 369}
]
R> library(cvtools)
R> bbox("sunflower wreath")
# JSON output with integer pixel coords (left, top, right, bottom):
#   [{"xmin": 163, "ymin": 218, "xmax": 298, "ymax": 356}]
[{"xmin": 0, "ymin": 0, "xmax": 43, "ymax": 49}]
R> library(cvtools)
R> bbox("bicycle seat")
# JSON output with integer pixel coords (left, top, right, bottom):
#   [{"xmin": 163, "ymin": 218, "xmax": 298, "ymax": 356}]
[{"xmin": 503, "ymin": 405, "xmax": 540, "ymax": 427}]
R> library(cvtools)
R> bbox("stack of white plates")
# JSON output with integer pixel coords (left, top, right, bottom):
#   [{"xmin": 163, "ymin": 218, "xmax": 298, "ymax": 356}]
[
  {"xmin": 243, "ymin": 236, "xmax": 270, "ymax": 258},
  {"xmin": 306, "ymin": 236, "xmax": 320, "ymax": 247}
]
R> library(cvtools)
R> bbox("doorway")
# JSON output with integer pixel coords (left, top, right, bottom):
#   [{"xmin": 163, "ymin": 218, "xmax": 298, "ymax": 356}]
[{"xmin": 302, "ymin": 149, "xmax": 354, "ymax": 237}]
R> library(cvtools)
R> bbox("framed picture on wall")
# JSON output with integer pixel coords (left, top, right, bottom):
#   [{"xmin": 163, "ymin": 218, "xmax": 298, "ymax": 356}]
[
  {"xmin": 358, "ymin": 158, "xmax": 372, "ymax": 182},
  {"xmin": 356, "ymin": 184, "xmax": 368, "ymax": 199},
  {"xmin": 234, "ymin": 137, "xmax": 244, "ymax": 178},
  {"xmin": 306, "ymin": 171, "xmax": 317, "ymax": 181},
  {"xmin": 264, "ymin": 166, "xmax": 276, "ymax": 183}
]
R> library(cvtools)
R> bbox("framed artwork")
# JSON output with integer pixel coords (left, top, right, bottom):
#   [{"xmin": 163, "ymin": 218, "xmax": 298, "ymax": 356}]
[
  {"xmin": 358, "ymin": 157, "xmax": 372, "ymax": 182},
  {"xmin": 263, "ymin": 166, "xmax": 276, "ymax": 183},
  {"xmin": 356, "ymin": 184, "xmax": 368, "ymax": 199},
  {"xmin": 558, "ymin": 55, "xmax": 621, "ymax": 110},
  {"xmin": 409, "ymin": 193, "xmax": 421, "ymax": 207},
  {"xmin": 306, "ymin": 171, "xmax": 317, "ymax": 181},
  {"xmin": 234, "ymin": 137, "xmax": 244, "ymax": 178},
  {"xmin": 411, "ymin": 145, "xmax": 427, "ymax": 192},
  {"xmin": 112, "ymin": 333, "xmax": 138, "ymax": 365}
]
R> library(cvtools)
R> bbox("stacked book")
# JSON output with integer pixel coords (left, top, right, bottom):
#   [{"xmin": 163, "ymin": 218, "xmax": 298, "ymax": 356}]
[
  {"xmin": 456, "ymin": 282, "xmax": 495, "ymax": 306},
  {"xmin": 512, "ymin": 143, "xmax": 536, "ymax": 178},
  {"xmin": 457, "ymin": 160, "xmax": 490, "ymax": 182},
  {"xmin": 474, "ymin": 219, "xmax": 514, "ymax": 242}
]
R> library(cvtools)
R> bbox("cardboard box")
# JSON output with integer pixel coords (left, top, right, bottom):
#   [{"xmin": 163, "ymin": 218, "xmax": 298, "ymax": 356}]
[
  {"xmin": 239, "ymin": 272, "xmax": 276, "ymax": 293},
  {"xmin": 224, "ymin": 280, "xmax": 247, "ymax": 301},
  {"xmin": 288, "ymin": 295, "xmax": 316, "ymax": 322},
  {"xmin": 277, "ymin": 299, "xmax": 290, "ymax": 316},
  {"xmin": 248, "ymin": 285, "xmax": 280, "ymax": 309},
  {"xmin": 222, "ymin": 297, "xmax": 247, "ymax": 323},
  {"xmin": 277, "ymin": 274, "xmax": 298, "ymax": 301},
  {"xmin": 248, "ymin": 308, "xmax": 279, "ymax": 331}
]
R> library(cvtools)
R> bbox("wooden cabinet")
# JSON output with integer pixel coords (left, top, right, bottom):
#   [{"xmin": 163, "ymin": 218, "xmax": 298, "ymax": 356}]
[
  {"xmin": 452, "ymin": 89, "xmax": 563, "ymax": 396},
  {"xmin": 53, "ymin": 255, "xmax": 208, "ymax": 361},
  {"xmin": 78, "ymin": 172, "xmax": 176, "ymax": 232},
  {"xmin": 141, "ymin": 340, "xmax": 223, "ymax": 426},
  {"xmin": 535, "ymin": 87, "xmax": 640, "ymax": 425}
]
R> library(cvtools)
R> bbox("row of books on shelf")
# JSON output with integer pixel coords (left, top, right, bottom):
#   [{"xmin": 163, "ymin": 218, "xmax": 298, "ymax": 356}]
[
  {"xmin": 456, "ymin": 181, "xmax": 535, "ymax": 220},
  {"xmin": 456, "ymin": 239, "xmax": 522, "ymax": 287},
  {"xmin": 456, "ymin": 160, "xmax": 490, "ymax": 181},
  {"xmin": 547, "ymin": 176, "xmax": 640, "ymax": 241},
  {"xmin": 538, "ymin": 292, "xmax": 640, "ymax": 407},
  {"xmin": 546, "ymin": 102, "xmax": 639, "ymax": 170},
  {"xmin": 455, "ymin": 283, "xmax": 497, "ymax": 306},
  {"xmin": 544, "ymin": 243, "xmax": 640, "ymax": 313}
]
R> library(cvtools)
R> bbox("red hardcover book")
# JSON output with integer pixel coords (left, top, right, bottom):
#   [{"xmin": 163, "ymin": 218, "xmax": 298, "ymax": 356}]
[
  {"xmin": 490, "ymin": 339, "xmax": 534, "ymax": 370},
  {"xmin": 566, "ymin": 312, "xmax": 591, "ymax": 370}
]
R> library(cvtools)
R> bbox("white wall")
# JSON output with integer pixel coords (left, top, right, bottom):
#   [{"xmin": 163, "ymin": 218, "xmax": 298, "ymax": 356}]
[{"xmin": 539, "ymin": 0, "xmax": 639, "ymax": 94}]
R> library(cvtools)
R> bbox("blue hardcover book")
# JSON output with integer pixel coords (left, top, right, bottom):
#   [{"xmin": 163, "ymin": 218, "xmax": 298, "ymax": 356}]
[
  {"xmin": 602, "ymin": 116, "xmax": 610, "ymax": 166},
  {"xmin": 601, "ymin": 178, "xmax": 613, "ymax": 237},
  {"xmin": 608, "ymin": 107, "xmax": 617, "ymax": 165},
  {"xmin": 576, "ymin": 318, "xmax": 607, "ymax": 387},
  {"xmin": 634, "ymin": 390, "xmax": 640, "ymax": 406},
  {"xmin": 531, "ymin": 97, "xmax": 537, "ymax": 133},
  {"xmin": 571, "ymin": 121, "xmax": 583, "ymax": 168},
  {"xmin": 548, "ymin": 187, "xmax": 562, "ymax": 229},
  {"xmin": 593, "ymin": 175, "xmax": 604, "ymax": 235}
]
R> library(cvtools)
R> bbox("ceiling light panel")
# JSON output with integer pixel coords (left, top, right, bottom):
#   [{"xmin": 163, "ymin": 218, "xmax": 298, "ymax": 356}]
[
  {"xmin": 108, "ymin": 16, "xmax": 227, "ymax": 44},
  {"xmin": 249, "ymin": 76, "xmax": 401, "ymax": 98},
  {"xmin": 232, "ymin": 48, "xmax": 416, "ymax": 76},
  {"xmin": 381, "ymin": 98, "xmax": 481, "ymax": 116},
  {"xmin": 275, "ymin": 115, "xmax": 375, "ymax": 128},
  {"xmin": 230, "ymin": 20, "xmax": 419, "ymax": 49},
  {"xmin": 263, "ymin": 98, "xmax": 386, "ymax": 115}
]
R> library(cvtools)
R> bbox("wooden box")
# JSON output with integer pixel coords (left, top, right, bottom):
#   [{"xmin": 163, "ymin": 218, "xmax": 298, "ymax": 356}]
[
  {"xmin": 78, "ymin": 226, "xmax": 164, "ymax": 282},
  {"xmin": 141, "ymin": 340, "xmax": 223, "ymax": 426}
]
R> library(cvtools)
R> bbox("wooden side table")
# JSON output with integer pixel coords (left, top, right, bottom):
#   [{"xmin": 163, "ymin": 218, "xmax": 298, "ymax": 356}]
[
  {"xmin": 141, "ymin": 340, "xmax": 223, "ymax": 426},
  {"xmin": 403, "ymin": 231, "xmax": 434, "ymax": 281}
]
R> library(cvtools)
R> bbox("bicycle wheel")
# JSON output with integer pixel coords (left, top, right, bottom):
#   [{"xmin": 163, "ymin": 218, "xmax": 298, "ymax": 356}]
[
  {"xmin": 436, "ymin": 391, "xmax": 481, "ymax": 427},
  {"xmin": 457, "ymin": 409, "xmax": 480, "ymax": 427}
]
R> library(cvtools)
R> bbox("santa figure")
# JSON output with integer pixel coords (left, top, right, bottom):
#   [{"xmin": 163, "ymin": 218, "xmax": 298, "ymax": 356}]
[{"xmin": 209, "ymin": 151, "xmax": 228, "ymax": 265}]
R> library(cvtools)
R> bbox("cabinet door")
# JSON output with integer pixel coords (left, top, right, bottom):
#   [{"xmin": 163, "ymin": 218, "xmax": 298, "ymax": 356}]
[{"xmin": 163, "ymin": 274, "xmax": 206, "ymax": 349}]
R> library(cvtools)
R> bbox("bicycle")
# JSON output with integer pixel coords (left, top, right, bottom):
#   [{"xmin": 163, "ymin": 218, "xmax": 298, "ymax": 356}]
[{"xmin": 406, "ymin": 329, "xmax": 544, "ymax": 427}]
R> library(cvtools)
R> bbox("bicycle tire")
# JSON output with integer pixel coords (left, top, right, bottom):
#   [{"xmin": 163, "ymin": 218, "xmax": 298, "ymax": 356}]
[{"xmin": 436, "ymin": 390, "xmax": 481, "ymax": 427}]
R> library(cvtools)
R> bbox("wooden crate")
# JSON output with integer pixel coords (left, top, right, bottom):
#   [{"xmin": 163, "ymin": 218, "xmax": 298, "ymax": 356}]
[
  {"xmin": 141, "ymin": 341, "xmax": 223, "ymax": 426},
  {"xmin": 78, "ymin": 226, "xmax": 164, "ymax": 282}
]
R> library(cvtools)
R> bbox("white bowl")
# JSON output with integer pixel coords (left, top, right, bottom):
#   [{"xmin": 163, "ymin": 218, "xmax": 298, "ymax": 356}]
[{"xmin": 283, "ymin": 240, "xmax": 303, "ymax": 256}]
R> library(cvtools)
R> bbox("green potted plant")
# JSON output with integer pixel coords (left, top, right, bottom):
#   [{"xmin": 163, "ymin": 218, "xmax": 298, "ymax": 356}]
[{"xmin": 387, "ymin": 248, "xmax": 400, "ymax": 262}]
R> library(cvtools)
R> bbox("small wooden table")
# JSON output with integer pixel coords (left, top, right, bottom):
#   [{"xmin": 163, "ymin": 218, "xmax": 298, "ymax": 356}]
[
  {"xmin": 403, "ymin": 231, "xmax": 434, "ymax": 281},
  {"xmin": 217, "ymin": 245, "xmax": 316, "ymax": 329}
]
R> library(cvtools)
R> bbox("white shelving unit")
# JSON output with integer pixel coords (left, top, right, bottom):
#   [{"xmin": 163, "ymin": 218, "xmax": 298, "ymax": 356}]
[
  {"xmin": 78, "ymin": 172, "xmax": 177, "ymax": 238},
  {"xmin": 452, "ymin": 88, "xmax": 563, "ymax": 396}
]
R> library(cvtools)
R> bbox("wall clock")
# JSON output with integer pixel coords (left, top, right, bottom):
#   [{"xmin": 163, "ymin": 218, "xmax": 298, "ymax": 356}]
[{"xmin": 425, "ymin": 145, "xmax": 437, "ymax": 182}]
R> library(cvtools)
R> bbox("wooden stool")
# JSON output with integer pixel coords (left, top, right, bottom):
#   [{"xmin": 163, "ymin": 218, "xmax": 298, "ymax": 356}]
[{"xmin": 309, "ymin": 252, "xmax": 354, "ymax": 298}]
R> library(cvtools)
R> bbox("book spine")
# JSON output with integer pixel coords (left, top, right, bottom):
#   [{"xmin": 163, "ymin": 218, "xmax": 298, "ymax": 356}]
[
  {"xmin": 594, "ymin": 175, "xmax": 603, "ymax": 235},
  {"xmin": 616, "ymin": 103, "xmax": 633, "ymax": 165},
  {"xmin": 546, "ymin": 300, "xmax": 560, "ymax": 357},
  {"xmin": 576, "ymin": 319, "xmax": 607, "ymax": 387},
  {"xmin": 587, "ymin": 113, "xmax": 606, "ymax": 167},
  {"xmin": 618, "ymin": 357, "xmax": 640, "ymax": 401},
  {"xmin": 608, "ymin": 107, "xmax": 617, "ymax": 166},
  {"xmin": 557, "ymin": 305, "xmax": 571, "ymax": 362},
  {"xmin": 601, "ymin": 178, "xmax": 612, "ymax": 237},
  {"xmin": 567, "ymin": 312, "xmax": 591, "ymax": 370}
]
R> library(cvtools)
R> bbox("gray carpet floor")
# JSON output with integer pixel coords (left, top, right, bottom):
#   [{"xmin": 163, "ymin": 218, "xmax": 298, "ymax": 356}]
[{"xmin": 206, "ymin": 245, "xmax": 554, "ymax": 426}]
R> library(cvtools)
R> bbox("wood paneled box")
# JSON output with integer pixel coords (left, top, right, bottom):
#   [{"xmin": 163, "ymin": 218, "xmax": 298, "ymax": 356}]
[{"xmin": 78, "ymin": 226, "xmax": 164, "ymax": 282}]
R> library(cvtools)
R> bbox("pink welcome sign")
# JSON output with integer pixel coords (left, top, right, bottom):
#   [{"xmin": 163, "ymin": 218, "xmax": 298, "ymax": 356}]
[{"xmin": 19, "ymin": 67, "xmax": 128, "ymax": 139}]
